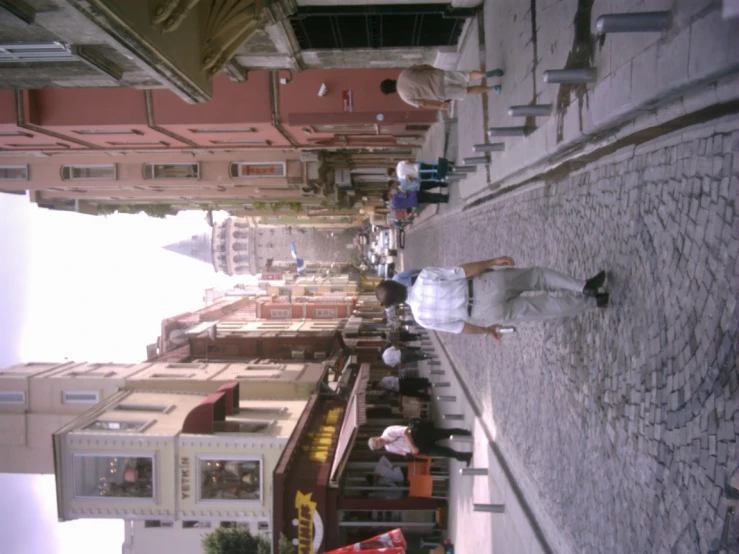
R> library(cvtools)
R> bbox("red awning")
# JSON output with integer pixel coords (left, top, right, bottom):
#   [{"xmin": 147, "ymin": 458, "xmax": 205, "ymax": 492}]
[
  {"xmin": 181, "ymin": 391, "xmax": 227, "ymax": 434},
  {"xmin": 329, "ymin": 363, "xmax": 370, "ymax": 484},
  {"xmin": 217, "ymin": 381, "xmax": 240, "ymax": 415}
]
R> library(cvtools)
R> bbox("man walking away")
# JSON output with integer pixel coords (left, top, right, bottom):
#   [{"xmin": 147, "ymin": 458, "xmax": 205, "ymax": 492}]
[
  {"xmin": 368, "ymin": 424, "xmax": 472, "ymax": 465},
  {"xmin": 377, "ymin": 373, "xmax": 432, "ymax": 401},
  {"xmin": 380, "ymin": 344, "xmax": 428, "ymax": 368},
  {"xmin": 375, "ymin": 257, "xmax": 608, "ymax": 339},
  {"xmin": 381, "ymin": 66, "xmax": 504, "ymax": 111}
]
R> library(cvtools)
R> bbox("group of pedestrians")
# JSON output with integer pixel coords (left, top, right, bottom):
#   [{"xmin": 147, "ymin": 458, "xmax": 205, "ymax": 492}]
[{"xmin": 366, "ymin": 64, "xmax": 611, "ymax": 467}]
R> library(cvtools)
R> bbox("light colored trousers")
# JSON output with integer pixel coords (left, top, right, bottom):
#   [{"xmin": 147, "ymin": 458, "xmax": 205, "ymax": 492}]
[{"xmin": 469, "ymin": 267, "xmax": 596, "ymax": 325}]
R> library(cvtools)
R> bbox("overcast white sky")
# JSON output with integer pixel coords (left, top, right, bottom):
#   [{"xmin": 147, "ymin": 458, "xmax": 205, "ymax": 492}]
[{"xmin": 0, "ymin": 193, "xmax": 243, "ymax": 554}]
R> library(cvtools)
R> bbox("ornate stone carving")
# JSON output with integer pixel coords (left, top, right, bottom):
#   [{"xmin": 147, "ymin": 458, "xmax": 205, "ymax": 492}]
[{"xmin": 151, "ymin": 0, "xmax": 269, "ymax": 76}]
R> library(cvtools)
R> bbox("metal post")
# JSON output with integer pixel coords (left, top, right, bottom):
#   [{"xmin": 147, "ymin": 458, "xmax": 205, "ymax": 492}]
[
  {"xmin": 543, "ymin": 68, "xmax": 596, "ymax": 84},
  {"xmin": 436, "ymin": 395, "xmax": 456, "ymax": 402},
  {"xmin": 464, "ymin": 156, "xmax": 487, "ymax": 164},
  {"xmin": 473, "ymin": 143, "xmax": 505, "ymax": 152},
  {"xmin": 452, "ymin": 165, "xmax": 476, "ymax": 173},
  {"xmin": 595, "ymin": 11, "xmax": 670, "ymax": 33},
  {"xmin": 430, "ymin": 369, "xmax": 445, "ymax": 375},
  {"xmin": 460, "ymin": 468, "xmax": 488, "ymax": 476},
  {"xmin": 474, "ymin": 503, "xmax": 505, "ymax": 513},
  {"xmin": 427, "ymin": 361, "xmax": 441, "ymax": 366},
  {"xmin": 444, "ymin": 415, "xmax": 465, "ymax": 421},
  {"xmin": 432, "ymin": 382, "xmax": 451, "ymax": 387},
  {"xmin": 507, "ymin": 104, "xmax": 553, "ymax": 117},
  {"xmin": 487, "ymin": 126, "xmax": 532, "ymax": 137}
]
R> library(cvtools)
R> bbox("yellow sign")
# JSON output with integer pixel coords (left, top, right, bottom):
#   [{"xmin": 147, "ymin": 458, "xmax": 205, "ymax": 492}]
[
  {"xmin": 302, "ymin": 408, "xmax": 343, "ymax": 462},
  {"xmin": 294, "ymin": 491, "xmax": 324, "ymax": 554}
]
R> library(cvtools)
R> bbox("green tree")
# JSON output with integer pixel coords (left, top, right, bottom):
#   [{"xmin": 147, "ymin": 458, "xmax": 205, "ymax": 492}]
[
  {"xmin": 279, "ymin": 533, "xmax": 296, "ymax": 554},
  {"xmin": 201, "ymin": 527, "xmax": 270, "ymax": 554}
]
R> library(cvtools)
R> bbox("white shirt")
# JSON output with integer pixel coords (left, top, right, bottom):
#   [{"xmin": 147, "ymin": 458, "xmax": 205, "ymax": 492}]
[
  {"xmin": 381, "ymin": 346, "xmax": 402, "ymax": 366},
  {"xmin": 395, "ymin": 161, "xmax": 419, "ymax": 180},
  {"xmin": 378, "ymin": 375, "xmax": 400, "ymax": 392},
  {"xmin": 406, "ymin": 267, "xmax": 469, "ymax": 334},
  {"xmin": 380, "ymin": 425, "xmax": 413, "ymax": 455},
  {"xmin": 374, "ymin": 456, "xmax": 405, "ymax": 483}
]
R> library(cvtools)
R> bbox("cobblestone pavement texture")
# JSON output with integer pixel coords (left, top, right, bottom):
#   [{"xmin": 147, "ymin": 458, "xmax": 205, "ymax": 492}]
[{"xmin": 405, "ymin": 116, "xmax": 739, "ymax": 554}]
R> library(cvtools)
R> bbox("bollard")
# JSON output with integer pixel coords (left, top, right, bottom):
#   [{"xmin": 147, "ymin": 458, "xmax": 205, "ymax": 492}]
[
  {"xmin": 473, "ymin": 142, "xmax": 505, "ymax": 152},
  {"xmin": 464, "ymin": 156, "xmax": 488, "ymax": 164},
  {"xmin": 543, "ymin": 68, "xmax": 596, "ymax": 84},
  {"xmin": 487, "ymin": 126, "xmax": 532, "ymax": 137},
  {"xmin": 430, "ymin": 369, "xmax": 445, "ymax": 375},
  {"xmin": 595, "ymin": 11, "xmax": 670, "ymax": 33},
  {"xmin": 474, "ymin": 503, "xmax": 505, "ymax": 513},
  {"xmin": 436, "ymin": 395, "xmax": 456, "ymax": 402},
  {"xmin": 427, "ymin": 361, "xmax": 441, "ymax": 366},
  {"xmin": 445, "ymin": 416, "xmax": 466, "ymax": 422},
  {"xmin": 508, "ymin": 104, "xmax": 553, "ymax": 117},
  {"xmin": 432, "ymin": 382, "xmax": 451, "ymax": 387},
  {"xmin": 460, "ymin": 468, "xmax": 488, "ymax": 476}
]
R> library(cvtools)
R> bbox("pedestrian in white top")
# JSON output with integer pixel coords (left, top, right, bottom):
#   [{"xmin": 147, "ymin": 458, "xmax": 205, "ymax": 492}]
[
  {"xmin": 368, "ymin": 424, "xmax": 472, "ymax": 464},
  {"xmin": 379, "ymin": 344, "xmax": 428, "ymax": 367},
  {"xmin": 374, "ymin": 257, "xmax": 609, "ymax": 339},
  {"xmin": 380, "ymin": 66, "xmax": 505, "ymax": 111},
  {"xmin": 377, "ymin": 374, "xmax": 432, "ymax": 400}
]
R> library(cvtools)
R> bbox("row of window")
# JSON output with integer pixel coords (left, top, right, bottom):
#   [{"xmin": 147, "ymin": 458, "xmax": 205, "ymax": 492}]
[
  {"xmin": 0, "ymin": 162, "xmax": 287, "ymax": 182},
  {"xmin": 145, "ymin": 520, "xmax": 269, "ymax": 530},
  {"xmin": 73, "ymin": 455, "xmax": 263, "ymax": 503}
]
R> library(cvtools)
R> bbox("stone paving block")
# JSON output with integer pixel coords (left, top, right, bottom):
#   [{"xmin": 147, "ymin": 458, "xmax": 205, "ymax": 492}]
[{"xmin": 404, "ymin": 115, "xmax": 737, "ymax": 554}]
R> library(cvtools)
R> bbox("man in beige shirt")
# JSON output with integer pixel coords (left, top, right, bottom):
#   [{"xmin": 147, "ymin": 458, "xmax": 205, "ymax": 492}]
[{"xmin": 381, "ymin": 66, "xmax": 504, "ymax": 110}]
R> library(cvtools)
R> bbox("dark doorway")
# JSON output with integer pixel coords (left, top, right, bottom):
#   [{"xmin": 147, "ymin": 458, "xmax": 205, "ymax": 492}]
[{"xmin": 289, "ymin": 4, "xmax": 475, "ymax": 50}]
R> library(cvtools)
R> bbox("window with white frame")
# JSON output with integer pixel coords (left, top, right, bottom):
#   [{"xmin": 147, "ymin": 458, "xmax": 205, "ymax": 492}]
[
  {"xmin": 74, "ymin": 129, "xmax": 140, "ymax": 135},
  {"xmin": 211, "ymin": 139, "xmax": 268, "ymax": 145},
  {"xmin": 114, "ymin": 403, "xmax": 173, "ymax": 413},
  {"xmin": 314, "ymin": 308, "xmax": 338, "ymax": 318},
  {"xmin": 0, "ymin": 42, "xmax": 75, "ymax": 62},
  {"xmin": 143, "ymin": 163, "xmax": 200, "ymax": 180},
  {"xmin": 183, "ymin": 521, "xmax": 211, "ymax": 528},
  {"xmin": 0, "ymin": 165, "xmax": 28, "ymax": 180},
  {"xmin": 61, "ymin": 165, "xmax": 116, "ymax": 181},
  {"xmin": 0, "ymin": 391, "xmax": 25, "ymax": 404},
  {"xmin": 73, "ymin": 455, "xmax": 154, "ymax": 498},
  {"xmin": 229, "ymin": 162, "xmax": 285, "ymax": 178},
  {"xmin": 268, "ymin": 308, "xmax": 291, "ymax": 319},
  {"xmin": 66, "ymin": 371, "xmax": 115, "ymax": 378},
  {"xmin": 83, "ymin": 419, "xmax": 152, "ymax": 432},
  {"xmin": 198, "ymin": 457, "xmax": 261, "ymax": 502},
  {"xmin": 190, "ymin": 127, "xmax": 257, "ymax": 133},
  {"xmin": 62, "ymin": 391, "xmax": 100, "ymax": 404}
]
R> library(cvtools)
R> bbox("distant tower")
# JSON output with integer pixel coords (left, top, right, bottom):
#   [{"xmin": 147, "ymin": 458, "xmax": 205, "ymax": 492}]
[
  {"xmin": 211, "ymin": 217, "xmax": 355, "ymax": 276},
  {"xmin": 162, "ymin": 233, "xmax": 213, "ymax": 265},
  {"xmin": 212, "ymin": 218, "xmax": 254, "ymax": 275}
]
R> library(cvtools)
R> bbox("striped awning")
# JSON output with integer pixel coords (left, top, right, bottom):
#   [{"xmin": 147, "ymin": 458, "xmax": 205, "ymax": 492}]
[{"xmin": 329, "ymin": 364, "xmax": 370, "ymax": 484}]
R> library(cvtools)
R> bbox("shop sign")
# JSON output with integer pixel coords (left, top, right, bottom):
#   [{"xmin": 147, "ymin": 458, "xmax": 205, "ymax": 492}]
[
  {"xmin": 342, "ymin": 90, "xmax": 353, "ymax": 112},
  {"xmin": 180, "ymin": 456, "xmax": 191, "ymax": 500},
  {"xmin": 294, "ymin": 491, "xmax": 324, "ymax": 554}
]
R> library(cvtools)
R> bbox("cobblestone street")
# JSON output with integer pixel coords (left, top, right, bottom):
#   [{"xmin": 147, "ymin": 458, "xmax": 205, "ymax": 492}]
[{"xmin": 405, "ymin": 116, "xmax": 738, "ymax": 553}]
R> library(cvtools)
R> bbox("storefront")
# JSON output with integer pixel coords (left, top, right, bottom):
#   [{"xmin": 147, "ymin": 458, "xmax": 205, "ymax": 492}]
[{"xmin": 274, "ymin": 364, "xmax": 370, "ymax": 553}]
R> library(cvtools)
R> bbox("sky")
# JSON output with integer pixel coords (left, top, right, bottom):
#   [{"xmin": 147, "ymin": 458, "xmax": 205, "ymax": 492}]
[{"xmin": 0, "ymin": 193, "xmax": 245, "ymax": 554}]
